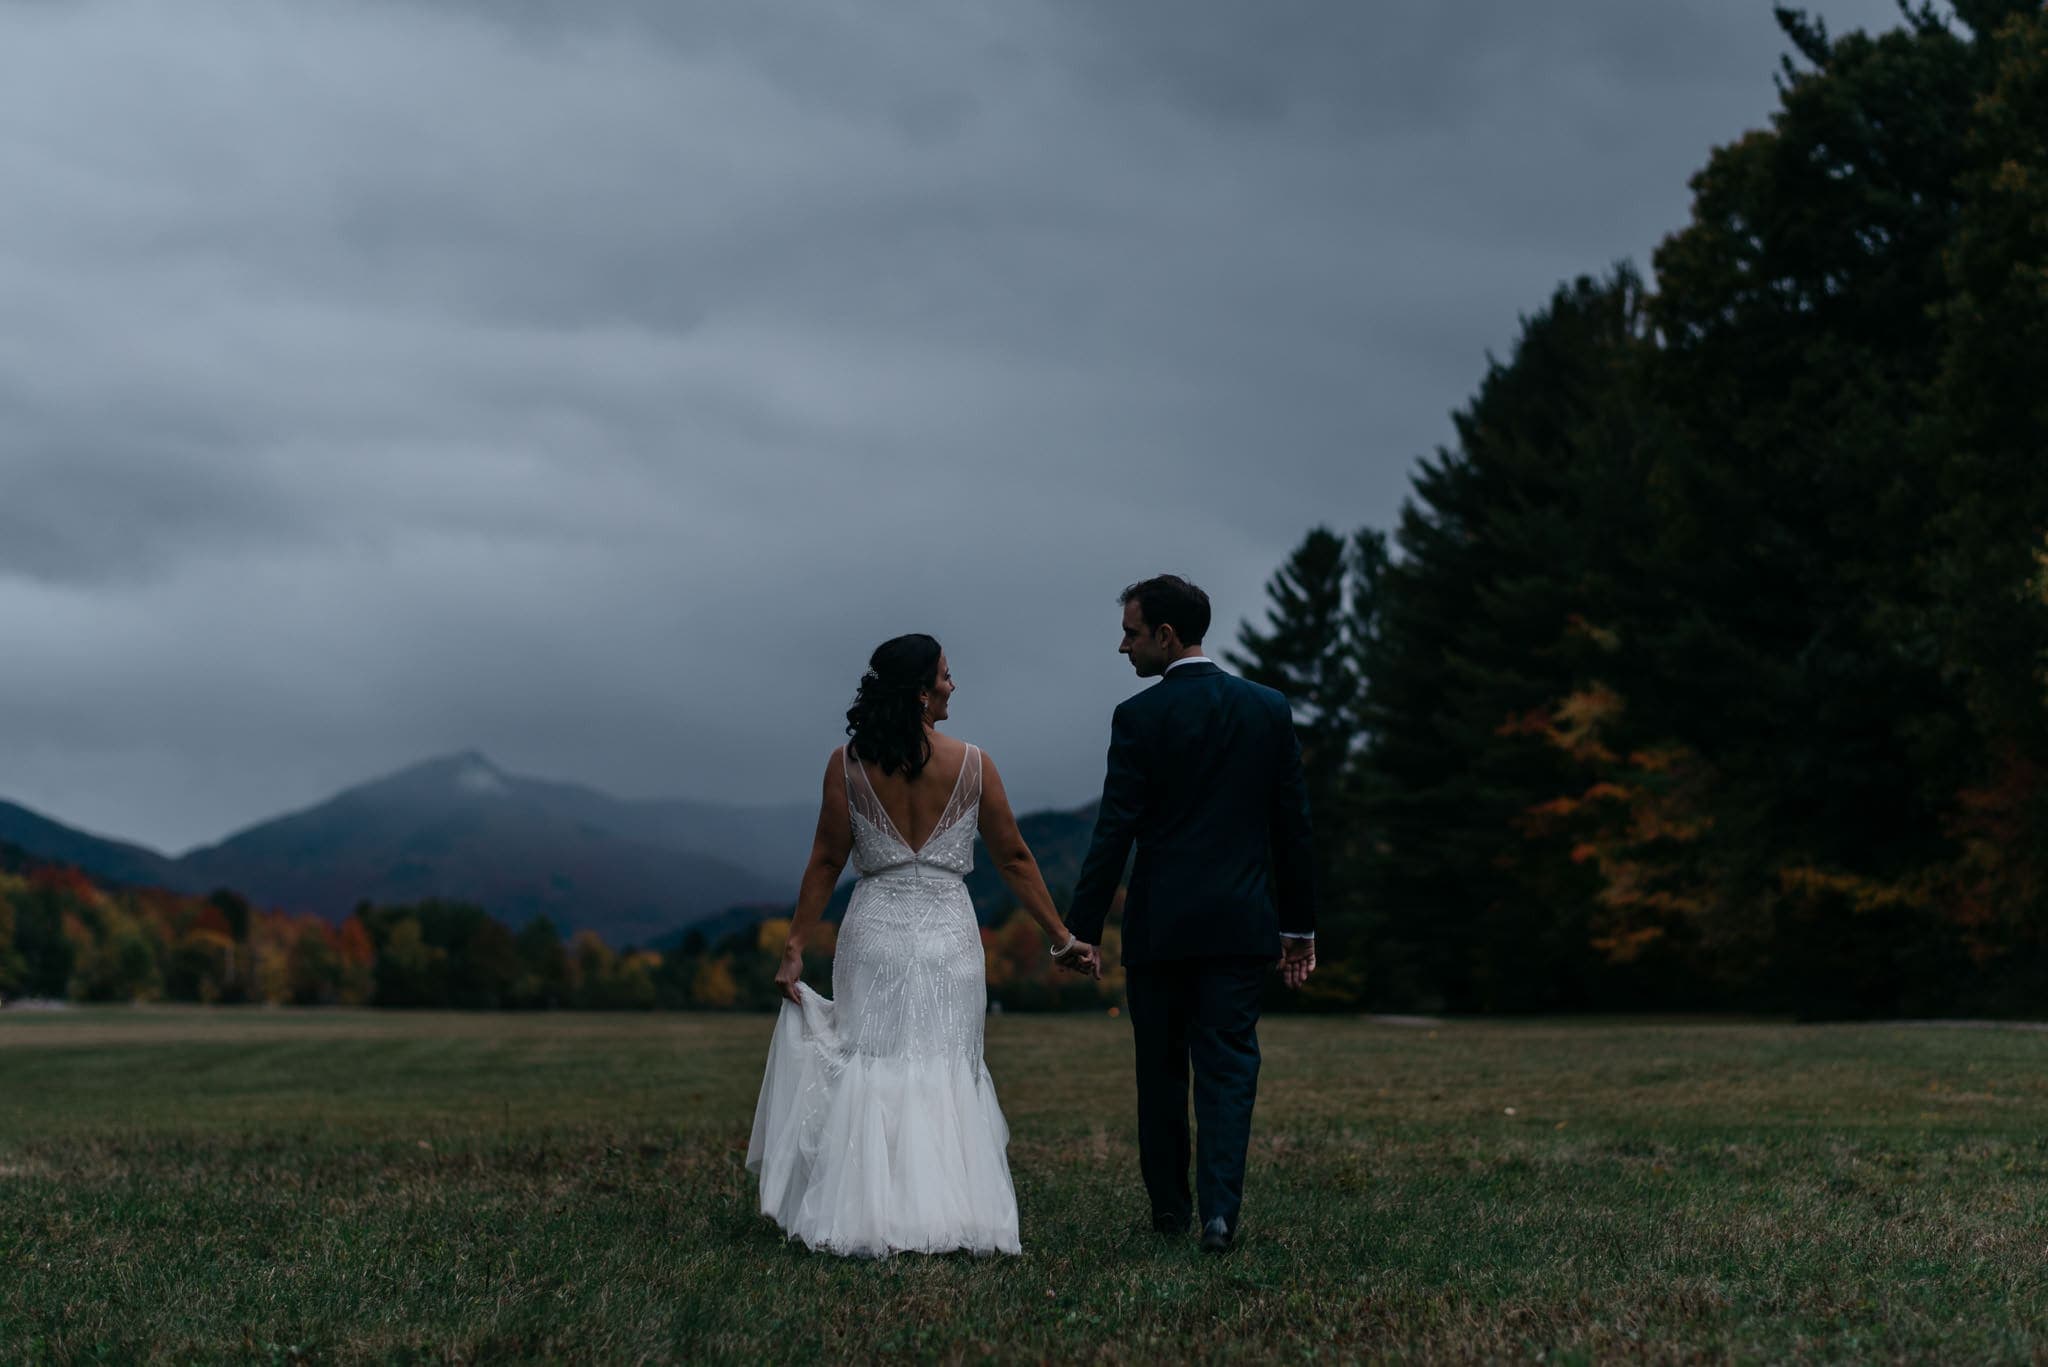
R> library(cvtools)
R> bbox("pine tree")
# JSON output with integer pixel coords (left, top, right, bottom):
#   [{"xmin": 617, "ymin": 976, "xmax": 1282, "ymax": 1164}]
[
  {"xmin": 1921, "ymin": 2, "xmax": 2048, "ymax": 1007},
  {"xmin": 1341, "ymin": 272, "xmax": 1662, "ymax": 1010},
  {"xmin": 1228, "ymin": 525, "xmax": 1358, "ymax": 827},
  {"xmin": 1637, "ymin": 5, "xmax": 2005, "ymax": 1011},
  {"xmin": 1228, "ymin": 526, "xmax": 1372, "ymax": 1003}
]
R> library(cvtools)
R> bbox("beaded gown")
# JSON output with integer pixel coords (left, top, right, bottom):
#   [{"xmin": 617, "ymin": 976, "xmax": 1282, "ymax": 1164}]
[{"xmin": 746, "ymin": 744, "xmax": 1021, "ymax": 1256}]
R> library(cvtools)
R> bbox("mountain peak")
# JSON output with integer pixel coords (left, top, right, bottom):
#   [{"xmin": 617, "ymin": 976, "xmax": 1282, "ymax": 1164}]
[
  {"xmin": 447, "ymin": 752, "xmax": 509, "ymax": 796},
  {"xmin": 341, "ymin": 749, "xmax": 514, "ymax": 805}
]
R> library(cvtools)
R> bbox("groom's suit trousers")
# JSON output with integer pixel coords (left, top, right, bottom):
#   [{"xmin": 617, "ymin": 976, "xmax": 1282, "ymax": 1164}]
[{"xmin": 1124, "ymin": 956, "xmax": 1265, "ymax": 1232}]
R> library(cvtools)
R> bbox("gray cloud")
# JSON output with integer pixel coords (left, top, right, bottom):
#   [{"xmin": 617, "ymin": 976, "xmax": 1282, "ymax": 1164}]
[{"xmin": 0, "ymin": 0, "xmax": 1905, "ymax": 851}]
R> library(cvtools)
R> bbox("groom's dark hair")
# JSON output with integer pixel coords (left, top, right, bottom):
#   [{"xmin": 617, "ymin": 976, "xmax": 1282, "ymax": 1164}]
[{"xmin": 1121, "ymin": 575, "xmax": 1210, "ymax": 646}]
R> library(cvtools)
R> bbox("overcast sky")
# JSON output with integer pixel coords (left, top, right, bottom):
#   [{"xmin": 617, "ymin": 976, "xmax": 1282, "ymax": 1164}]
[{"xmin": 0, "ymin": 0, "xmax": 1907, "ymax": 853}]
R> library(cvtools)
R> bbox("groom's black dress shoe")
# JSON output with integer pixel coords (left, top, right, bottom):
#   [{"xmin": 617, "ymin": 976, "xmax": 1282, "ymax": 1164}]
[
  {"xmin": 1152, "ymin": 1211, "xmax": 1192, "ymax": 1235},
  {"xmin": 1199, "ymin": 1217, "xmax": 1234, "ymax": 1254}
]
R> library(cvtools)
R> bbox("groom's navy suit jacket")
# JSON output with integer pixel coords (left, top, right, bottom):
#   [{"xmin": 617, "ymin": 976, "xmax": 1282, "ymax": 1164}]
[{"xmin": 1066, "ymin": 661, "xmax": 1315, "ymax": 965}]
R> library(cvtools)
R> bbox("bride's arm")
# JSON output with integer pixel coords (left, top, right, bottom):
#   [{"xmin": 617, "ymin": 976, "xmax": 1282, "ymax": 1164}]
[
  {"xmin": 977, "ymin": 752, "xmax": 1090, "ymax": 971},
  {"xmin": 775, "ymin": 748, "xmax": 854, "ymax": 1002}
]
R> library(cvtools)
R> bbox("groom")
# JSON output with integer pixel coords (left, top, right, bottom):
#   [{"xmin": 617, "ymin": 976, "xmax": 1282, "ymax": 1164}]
[{"xmin": 1059, "ymin": 574, "xmax": 1317, "ymax": 1253}]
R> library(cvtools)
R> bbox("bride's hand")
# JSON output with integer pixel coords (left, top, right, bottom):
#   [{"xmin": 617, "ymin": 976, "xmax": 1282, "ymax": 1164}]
[
  {"xmin": 774, "ymin": 944, "xmax": 805, "ymax": 1003},
  {"xmin": 1052, "ymin": 939, "xmax": 1101, "ymax": 981}
]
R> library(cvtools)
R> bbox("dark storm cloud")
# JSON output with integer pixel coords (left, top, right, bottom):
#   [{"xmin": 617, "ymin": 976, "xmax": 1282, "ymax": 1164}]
[
  {"xmin": 0, "ymin": 0, "xmax": 1904, "ymax": 851},
  {"xmin": 1053, "ymin": 0, "xmax": 1778, "ymax": 127}
]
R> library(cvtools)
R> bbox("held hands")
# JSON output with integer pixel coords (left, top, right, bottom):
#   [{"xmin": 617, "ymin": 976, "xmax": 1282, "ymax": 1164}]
[
  {"xmin": 774, "ymin": 943, "xmax": 805, "ymax": 1003},
  {"xmin": 1278, "ymin": 938, "xmax": 1317, "ymax": 991},
  {"xmin": 1051, "ymin": 936, "xmax": 1102, "ymax": 981}
]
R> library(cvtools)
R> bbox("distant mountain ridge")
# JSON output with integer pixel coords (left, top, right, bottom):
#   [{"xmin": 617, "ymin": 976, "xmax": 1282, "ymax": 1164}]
[
  {"xmin": 0, "ymin": 752, "xmax": 1100, "ymax": 947},
  {"xmin": 0, "ymin": 753, "xmax": 813, "ymax": 946},
  {"xmin": 0, "ymin": 801, "xmax": 183, "ymax": 889}
]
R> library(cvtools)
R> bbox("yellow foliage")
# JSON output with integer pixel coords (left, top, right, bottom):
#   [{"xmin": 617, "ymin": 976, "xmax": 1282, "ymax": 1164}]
[
  {"xmin": 692, "ymin": 955, "xmax": 739, "ymax": 1008},
  {"xmin": 568, "ymin": 929, "xmax": 613, "ymax": 985},
  {"xmin": 1776, "ymin": 865, "xmax": 1923, "ymax": 914},
  {"xmin": 1627, "ymin": 804, "xmax": 1711, "ymax": 845},
  {"xmin": 757, "ymin": 917, "xmax": 832, "ymax": 957},
  {"xmin": 253, "ymin": 941, "xmax": 293, "ymax": 1005},
  {"xmin": 1590, "ymin": 925, "xmax": 1665, "ymax": 963},
  {"xmin": 178, "ymin": 927, "xmax": 234, "ymax": 955},
  {"xmin": 1565, "ymin": 614, "xmax": 1622, "ymax": 654},
  {"xmin": 1543, "ymin": 684, "xmax": 1625, "ymax": 763}
]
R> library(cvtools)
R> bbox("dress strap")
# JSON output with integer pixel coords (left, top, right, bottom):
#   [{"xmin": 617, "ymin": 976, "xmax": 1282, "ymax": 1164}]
[
  {"xmin": 929, "ymin": 744, "xmax": 981, "ymax": 844},
  {"xmin": 843, "ymin": 742, "xmax": 898, "ymax": 846}
]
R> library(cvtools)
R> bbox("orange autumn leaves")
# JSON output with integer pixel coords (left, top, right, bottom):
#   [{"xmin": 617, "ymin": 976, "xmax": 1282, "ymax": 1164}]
[
  {"xmin": 1501, "ymin": 677, "xmax": 1714, "ymax": 965},
  {"xmin": 1501, "ymin": 657, "xmax": 2029, "ymax": 971},
  {"xmin": 0, "ymin": 867, "xmax": 376, "ymax": 1004}
]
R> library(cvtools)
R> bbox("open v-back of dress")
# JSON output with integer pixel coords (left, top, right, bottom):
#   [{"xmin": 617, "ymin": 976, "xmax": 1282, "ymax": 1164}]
[{"xmin": 746, "ymin": 743, "xmax": 1021, "ymax": 1256}]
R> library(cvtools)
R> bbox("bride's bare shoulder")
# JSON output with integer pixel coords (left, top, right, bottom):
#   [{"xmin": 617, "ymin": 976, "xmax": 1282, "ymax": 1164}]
[{"xmin": 946, "ymin": 737, "xmax": 995, "ymax": 786}]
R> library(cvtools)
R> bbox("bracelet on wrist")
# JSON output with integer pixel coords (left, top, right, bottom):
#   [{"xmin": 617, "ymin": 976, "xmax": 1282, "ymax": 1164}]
[{"xmin": 1050, "ymin": 935, "xmax": 1079, "ymax": 959}]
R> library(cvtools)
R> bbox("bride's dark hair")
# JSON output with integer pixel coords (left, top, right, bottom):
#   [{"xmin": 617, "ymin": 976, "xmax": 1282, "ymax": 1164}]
[{"xmin": 846, "ymin": 633, "xmax": 942, "ymax": 779}]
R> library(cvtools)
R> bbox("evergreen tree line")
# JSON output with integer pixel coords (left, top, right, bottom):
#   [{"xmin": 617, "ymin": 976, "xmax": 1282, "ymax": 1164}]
[{"xmin": 1229, "ymin": 3, "xmax": 2048, "ymax": 1015}]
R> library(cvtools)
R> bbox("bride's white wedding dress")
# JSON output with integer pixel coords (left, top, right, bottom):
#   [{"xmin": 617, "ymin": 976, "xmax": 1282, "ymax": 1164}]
[{"xmin": 746, "ymin": 743, "xmax": 1021, "ymax": 1257}]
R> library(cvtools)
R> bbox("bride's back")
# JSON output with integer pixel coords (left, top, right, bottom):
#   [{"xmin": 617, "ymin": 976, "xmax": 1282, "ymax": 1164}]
[{"xmin": 850, "ymin": 733, "xmax": 973, "ymax": 853}]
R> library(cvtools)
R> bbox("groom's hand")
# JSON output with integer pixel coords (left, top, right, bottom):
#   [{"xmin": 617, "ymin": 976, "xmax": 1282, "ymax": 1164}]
[
  {"xmin": 1278, "ymin": 938, "xmax": 1316, "ymax": 990},
  {"xmin": 1053, "ymin": 941, "xmax": 1101, "ymax": 981}
]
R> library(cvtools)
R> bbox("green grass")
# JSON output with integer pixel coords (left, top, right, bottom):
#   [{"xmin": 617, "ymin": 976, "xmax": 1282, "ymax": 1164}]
[{"xmin": 4, "ymin": 1008, "xmax": 2048, "ymax": 1363}]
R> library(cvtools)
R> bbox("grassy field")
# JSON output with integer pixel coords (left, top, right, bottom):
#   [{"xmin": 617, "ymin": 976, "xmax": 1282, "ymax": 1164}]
[{"xmin": 4, "ymin": 1008, "xmax": 2048, "ymax": 1364}]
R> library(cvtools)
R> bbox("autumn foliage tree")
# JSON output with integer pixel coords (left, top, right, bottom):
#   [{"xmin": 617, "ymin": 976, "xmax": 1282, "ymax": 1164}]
[{"xmin": 1212, "ymin": 3, "xmax": 2048, "ymax": 1015}]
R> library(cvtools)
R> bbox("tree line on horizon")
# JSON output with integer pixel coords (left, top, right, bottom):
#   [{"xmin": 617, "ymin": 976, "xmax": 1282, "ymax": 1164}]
[
  {"xmin": 1227, "ymin": 3, "xmax": 2048, "ymax": 1015},
  {"xmin": 0, "ymin": 851, "xmax": 1121, "ymax": 1013}
]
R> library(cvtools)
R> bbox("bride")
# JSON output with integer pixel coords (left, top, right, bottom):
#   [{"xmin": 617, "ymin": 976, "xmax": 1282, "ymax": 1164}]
[{"xmin": 746, "ymin": 633, "xmax": 1094, "ymax": 1256}]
